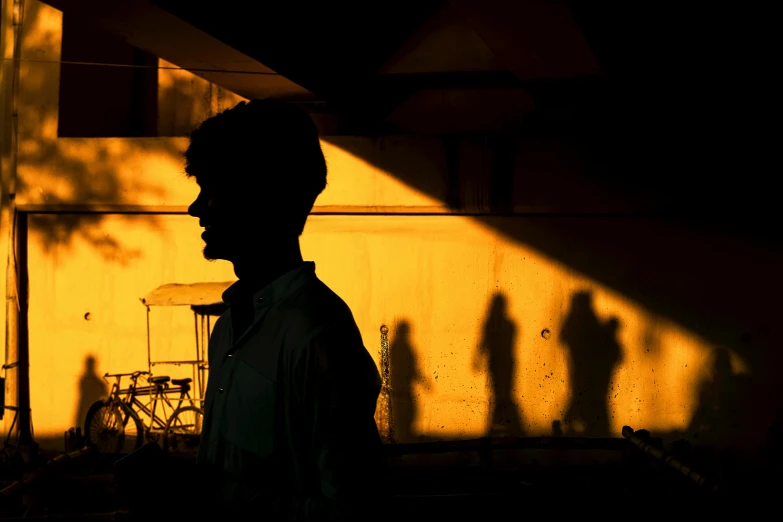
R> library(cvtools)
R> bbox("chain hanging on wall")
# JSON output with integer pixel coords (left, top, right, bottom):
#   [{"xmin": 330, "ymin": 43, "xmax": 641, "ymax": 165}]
[{"xmin": 374, "ymin": 325, "xmax": 395, "ymax": 444}]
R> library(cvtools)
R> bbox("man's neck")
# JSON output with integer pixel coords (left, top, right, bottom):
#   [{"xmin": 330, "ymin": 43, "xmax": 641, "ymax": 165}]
[{"xmin": 232, "ymin": 242, "xmax": 304, "ymax": 292}]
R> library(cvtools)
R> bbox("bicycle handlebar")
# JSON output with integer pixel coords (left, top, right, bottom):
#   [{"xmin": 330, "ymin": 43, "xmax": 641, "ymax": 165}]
[{"xmin": 103, "ymin": 371, "xmax": 151, "ymax": 379}]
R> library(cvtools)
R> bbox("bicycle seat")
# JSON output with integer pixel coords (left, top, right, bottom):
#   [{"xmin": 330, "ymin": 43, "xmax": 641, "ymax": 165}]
[
  {"xmin": 171, "ymin": 378, "xmax": 192, "ymax": 386},
  {"xmin": 148, "ymin": 376, "xmax": 170, "ymax": 385}
]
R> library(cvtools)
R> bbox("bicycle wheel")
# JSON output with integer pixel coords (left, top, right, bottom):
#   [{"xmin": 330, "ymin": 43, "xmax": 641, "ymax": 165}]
[
  {"xmin": 84, "ymin": 400, "xmax": 143, "ymax": 453},
  {"xmin": 164, "ymin": 406, "xmax": 204, "ymax": 454}
]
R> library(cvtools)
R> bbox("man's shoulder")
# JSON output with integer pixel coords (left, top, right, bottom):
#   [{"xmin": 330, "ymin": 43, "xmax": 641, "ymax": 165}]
[
  {"xmin": 211, "ymin": 310, "xmax": 232, "ymax": 336},
  {"xmin": 280, "ymin": 278, "xmax": 378, "ymax": 384},
  {"xmin": 277, "ymin": 278, "xmax": 379, "ymax": 384},
  {"xmin": 277, "ymin": 276, "xmax": 358, "ymax": 335}
]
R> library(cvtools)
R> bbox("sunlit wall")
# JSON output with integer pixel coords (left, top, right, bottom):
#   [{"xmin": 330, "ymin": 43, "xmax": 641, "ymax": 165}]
[{"xmin": 4, "ymin": 1, "xmax": 750, "ymax": 452}]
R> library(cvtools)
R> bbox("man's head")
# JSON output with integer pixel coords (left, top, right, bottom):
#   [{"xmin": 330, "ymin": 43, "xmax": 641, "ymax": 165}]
[{"xmin": 185, "ymin": 99, "xmax": 327, "ymax": 262}]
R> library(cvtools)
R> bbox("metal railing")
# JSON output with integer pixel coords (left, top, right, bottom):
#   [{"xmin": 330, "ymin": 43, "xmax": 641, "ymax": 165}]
[{"xmin": 622, "ymin": 425, "xmax": 721, "ymax": 493}]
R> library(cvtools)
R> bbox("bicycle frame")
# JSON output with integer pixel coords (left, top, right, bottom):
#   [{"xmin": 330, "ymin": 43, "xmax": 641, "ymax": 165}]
[{"xmin": 103, "ymin": 371, "xmax": 196, "ymax": 436}]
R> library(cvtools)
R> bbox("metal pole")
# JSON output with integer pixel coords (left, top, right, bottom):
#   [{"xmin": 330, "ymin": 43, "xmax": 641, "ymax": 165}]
[
  {"xmin": 193, "ymin": 310, "xmax": 199, "ymax": 364},
  {"xmin": 15, "ymin": 211, "xmax": 31, "ymax": 445},
  {"xmin": 202, "ymin": 314, "xmax": 210, "ymax": 401},
  {"xmin": 145, "ymin": 306, "xmax": 151, "ymax": 372},
  {"xmin": 195, "ymin": 311, "xmax": 202, "ymax": 399},
  {"xmin": 193, "ymin": 311, "xmax": 199, "ymax": 395}
]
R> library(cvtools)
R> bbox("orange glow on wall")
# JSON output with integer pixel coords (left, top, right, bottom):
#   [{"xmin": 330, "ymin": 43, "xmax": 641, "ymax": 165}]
[{"xmin": 6, "ymin": 1, "xmax": 750, "ymax": 452}]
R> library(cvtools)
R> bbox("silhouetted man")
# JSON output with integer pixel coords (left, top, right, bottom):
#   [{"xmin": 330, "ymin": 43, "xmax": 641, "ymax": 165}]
[{"xmin": 185, "ymin": 99, "xmax": 385, "ymax": 520}]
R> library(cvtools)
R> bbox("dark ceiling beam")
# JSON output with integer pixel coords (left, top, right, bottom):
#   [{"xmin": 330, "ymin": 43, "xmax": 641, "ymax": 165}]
[
  {"xmin": 146, "ymin": 1, "xmax": 453, "ymax": 135},
  {"xmin": 343, "ymin": 73, "xmax": 608, "ymax": 134},
  {"xmin": 374, "ymin": 71, "xmax": 520, "ymax": 91},
  {"xmin": 40, "ymin": 0, "xmax": 314, "ymax": 101},
  {"xmin": 338, "ymin": 70, "xmax": 522, "ymax": 132},
  {"xmin": 372, "ymin": 72, "xmax": 605, "ymax": 107},
  {"xmin": 149, "ymin": 0, "xmax": 447, "ymax": 109}
]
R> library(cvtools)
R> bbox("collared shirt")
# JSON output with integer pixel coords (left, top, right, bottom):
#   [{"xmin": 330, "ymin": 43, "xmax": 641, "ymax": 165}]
[{"xmin": 196, "ymin": 262, "xmax": 385, "ymax": 520}]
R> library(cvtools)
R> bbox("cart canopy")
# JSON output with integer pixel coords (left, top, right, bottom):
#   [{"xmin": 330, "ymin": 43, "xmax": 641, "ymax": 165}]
[{"xmin": 141, "ymin": 282, "xmax": 235, "ymax": 307}]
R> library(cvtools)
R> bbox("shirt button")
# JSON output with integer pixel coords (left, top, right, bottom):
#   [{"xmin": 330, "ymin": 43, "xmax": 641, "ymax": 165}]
[
  {"xmin": 218, "ymin": 387, "xmax": 224, "ymax": 393},
  {"xmin": 227, "ymin": 354, "xmax": 233, "ymax": 358}
]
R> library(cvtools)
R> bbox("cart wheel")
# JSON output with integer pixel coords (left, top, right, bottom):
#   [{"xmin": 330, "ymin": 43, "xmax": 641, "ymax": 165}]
[
  {"xmin": 84, "ymin": 400, "xmax": 143, "ymax": 453},
  {"xmin": 164, "ymin": 406, "xmax": 204, "ymax": 454}
]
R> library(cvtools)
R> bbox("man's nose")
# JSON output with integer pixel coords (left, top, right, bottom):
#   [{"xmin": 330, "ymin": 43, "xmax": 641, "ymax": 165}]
[{"xmin": 188, "ymin": 194, "xmax": 203, "ymax": 217}]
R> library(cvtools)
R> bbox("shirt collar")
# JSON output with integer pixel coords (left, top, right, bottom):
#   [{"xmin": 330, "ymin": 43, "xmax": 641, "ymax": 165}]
[{"xmin": 222, "ymin": 261, "xmax": 316, "ymax": 309}]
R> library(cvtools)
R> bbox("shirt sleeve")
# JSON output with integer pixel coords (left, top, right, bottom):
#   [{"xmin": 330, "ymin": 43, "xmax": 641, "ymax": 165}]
[{"xmin": 253, "ymin": 323, "xmax": 386, "ymax": 521}]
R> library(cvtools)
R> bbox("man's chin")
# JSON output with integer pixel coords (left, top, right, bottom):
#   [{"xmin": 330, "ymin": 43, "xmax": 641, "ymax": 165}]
[{"xmin": 202, "ymin": 243, "xmax": 231, "ymax": 262}]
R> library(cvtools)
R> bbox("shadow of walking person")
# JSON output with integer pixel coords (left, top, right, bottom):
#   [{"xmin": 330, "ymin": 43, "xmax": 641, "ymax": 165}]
[
  {"xmin": 390, "ymin": 320, "xmax": 431, "ymax": 442},
  {"xmin": 561, "ymin": 291, "xmax": 622, "ymax": 437},
  {"xmin": 75, "ymin": 355, "xmax": 108, "ymax": 430},
  {"xmin": 687, "ymin": 346, "xmax": 755, "ymax": 444},
  {"xmin": 474, "ymin": 292, "xmax": 524, "ymax": 437},
  {"xmin": 686, "ymin": 346, "xmax": 753, "ymax": 480}
]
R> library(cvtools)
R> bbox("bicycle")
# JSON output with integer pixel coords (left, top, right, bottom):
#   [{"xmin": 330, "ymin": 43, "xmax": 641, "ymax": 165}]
[{"xmin": 83, "ymin": 370, "xmax": 204, "ymax": 454}]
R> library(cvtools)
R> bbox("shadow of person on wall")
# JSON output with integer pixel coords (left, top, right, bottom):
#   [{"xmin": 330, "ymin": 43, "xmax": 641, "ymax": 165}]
[
  {"xmin": 688, "ymin": 347, "xmax": 742, "ymax": 444},
  {"xmin": 390, "ymin": 320, "xmax": 431, "ymax": 443},
  {"xmin": 561, "ymin": 291, "xmax": 623, "ymax": 437},
  {"xmin": 75, "ymin": 355, "xmax": 108, "ymax": 430},
  {"xmin": 474, "ymin": 292, "xmax": 524, "ymax": 437},
  {"xmin": 686, "ymin": 346, "xmax": 754, "ymax": 480}
]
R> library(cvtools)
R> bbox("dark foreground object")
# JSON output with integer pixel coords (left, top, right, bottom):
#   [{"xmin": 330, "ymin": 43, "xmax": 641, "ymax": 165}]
[{"xmin": 1, "ymin": 435, "xmax": 775, "ymax": 519}]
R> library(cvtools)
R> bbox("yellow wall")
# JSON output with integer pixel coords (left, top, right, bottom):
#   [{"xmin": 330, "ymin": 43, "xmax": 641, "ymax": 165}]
[
  {"xmin": 28, "ymin": 214, "xmax": 236, "ymax": 440},
  {"xmin": 27, "ymin": 210, "xmax": 746, "ymax": 445},
  {"xmin": 5, "ymin": 1, "xmax": 755, "ymax": 455},
  {"xmin": 303, "ymin": 215, "xmax": 744, "ymax": 440}
]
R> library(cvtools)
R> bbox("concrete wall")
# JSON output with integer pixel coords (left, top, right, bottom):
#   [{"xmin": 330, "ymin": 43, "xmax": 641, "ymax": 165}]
[{"xmin": 3, "ymin": 1, "xmax": 777, "ymax": 472}]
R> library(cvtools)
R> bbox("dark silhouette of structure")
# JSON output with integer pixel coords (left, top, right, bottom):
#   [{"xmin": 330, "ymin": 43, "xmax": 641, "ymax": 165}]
[
  {"xmin": 474, "ymin": 292, "xmax": 524, "ymax": 437},
  {"xmin": 560, "ymin": 291, "xmax": 622, "ymax": 437},
  {"xmin": 390, "ymin": 320, "xmax": 430, "ymax": 442},
  {"xmin": 75, "ymin": 355, "xmax": 107, "ymax": 430}
]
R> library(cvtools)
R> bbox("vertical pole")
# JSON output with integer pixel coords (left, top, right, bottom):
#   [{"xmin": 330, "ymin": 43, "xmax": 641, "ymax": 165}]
[
  {"xmin": 204, "ymin": 314, "xmax": 209, "ymax": 397},
  {"xmin": 2, "ymin": 0, "xmax": 24, "ymax": 442},
  {"xmin": 194, "ymin": 311, "xmax": 202, "ymax": 400},
  {"xmin": 489, "ymin": 134, "xmax": 515, "ymax": 213},
  {"xmin": 206, "ymin": 315, "xmax": 211, "ymax": 356},
  {"xmin": 146, "ymin": 306, "xmax": 151, "ymax": 372},
  {"xmin": 444, "ymin": 136, "xmax": 462, "ymax": 211},
  {"xmin": 193, "ymin": 310, "xmax": 199, "ymax": 363},
  {"xmin": 15, "ymin": 211, "xmax": 31, "ymax": 445},
  {"xmin": 202, "ymin": 314, "xmax": 210, "ymax": 402},
  {"xmin": 198, "ymin": 312, "xmax": 203, "ymax": 398}
]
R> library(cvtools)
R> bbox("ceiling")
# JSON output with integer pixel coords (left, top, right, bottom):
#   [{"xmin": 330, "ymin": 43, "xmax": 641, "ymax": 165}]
[{"xmin": 42, "ymin": 0, "xmax": 613, "ymax": 135}]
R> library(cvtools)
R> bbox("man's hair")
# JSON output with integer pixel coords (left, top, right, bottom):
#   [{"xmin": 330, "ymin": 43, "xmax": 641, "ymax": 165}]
[{"xmin": 184, "ymin": 98, "xmax": 327, "ymax": 235}]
